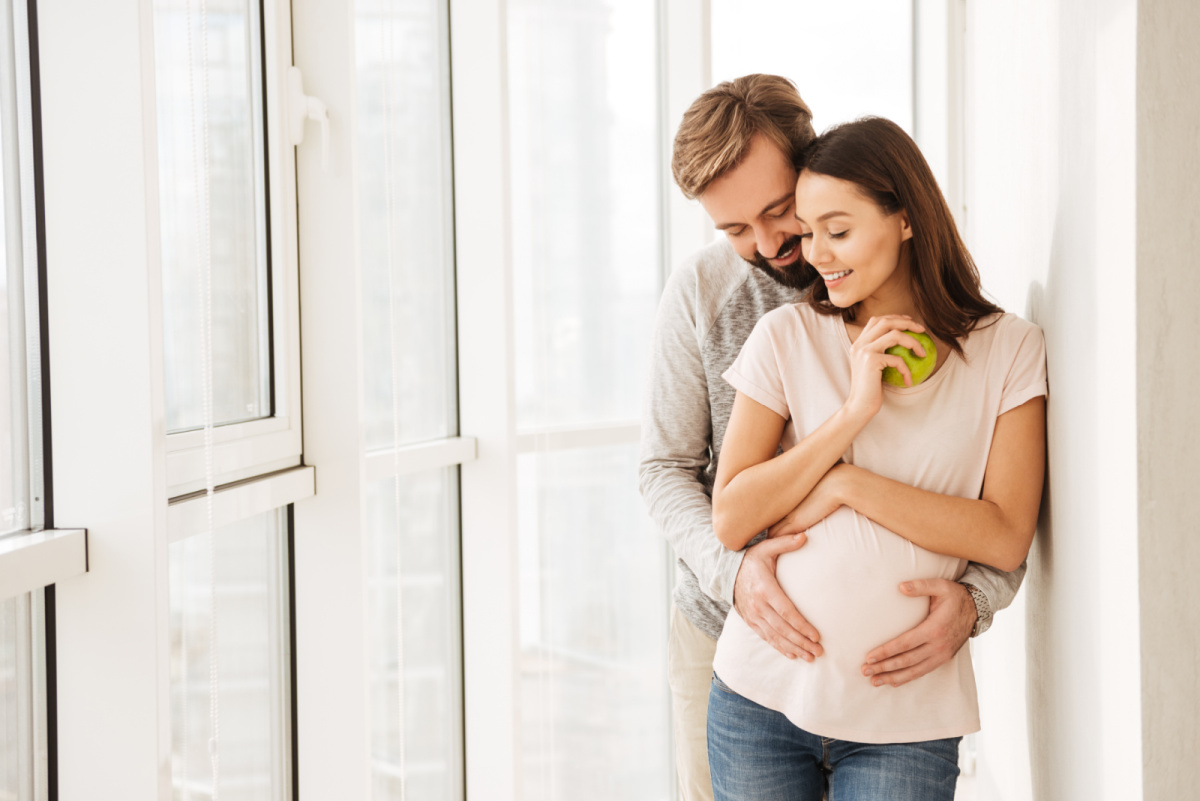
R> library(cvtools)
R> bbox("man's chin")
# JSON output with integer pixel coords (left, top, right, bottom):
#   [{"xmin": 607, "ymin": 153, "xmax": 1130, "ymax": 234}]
[{"xmin": 749, "ymin": 259, "xmax": 815, "ymax": 292}]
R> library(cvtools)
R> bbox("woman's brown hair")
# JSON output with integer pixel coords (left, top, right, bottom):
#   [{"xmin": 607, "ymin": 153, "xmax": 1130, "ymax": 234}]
[{"xmin": 797, "ymin": 117, "xmax": 1001, "ymax": 355}]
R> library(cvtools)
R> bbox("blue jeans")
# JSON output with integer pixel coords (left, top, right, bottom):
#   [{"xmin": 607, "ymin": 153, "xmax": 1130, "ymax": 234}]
[{"xmin": 707, "ymin": 673, "xmax": 961, "ymax": 801}]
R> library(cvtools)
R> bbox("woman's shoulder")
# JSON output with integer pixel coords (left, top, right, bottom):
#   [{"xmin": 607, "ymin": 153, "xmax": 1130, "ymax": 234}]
[
  {"xmin": 959, "ymin": 312, "xmax": 1046, "ymax": 371},
  {"xmin": 968, "ymin": 312, "xmax": 1043, "ymax": 345},
  {"xmin": 753, "ymin": 300, "xmax": 839, "ymax": 342},
  {"xmin": 760, "ymin": 298, "xmax": 832, "ymax": 327}
]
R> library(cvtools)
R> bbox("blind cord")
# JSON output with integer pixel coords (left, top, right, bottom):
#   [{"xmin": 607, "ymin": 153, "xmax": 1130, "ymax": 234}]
[
  {"xmin": 185, "ymin": 0, "xmax": 220, "ymax": 794},
  {"xmin": 381, "ymin": 2, "xmax": 408, "ymax": 796}
]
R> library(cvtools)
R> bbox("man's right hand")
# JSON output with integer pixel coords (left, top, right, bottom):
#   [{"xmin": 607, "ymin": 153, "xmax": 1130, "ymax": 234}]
[{"xmin": 733, "ymin": 533, "xmax": 823, "ymax": 661}]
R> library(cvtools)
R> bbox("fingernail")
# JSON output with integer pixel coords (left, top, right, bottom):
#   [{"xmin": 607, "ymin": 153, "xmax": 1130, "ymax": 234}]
[
  {"xmin": 863, "ymin": 668, "xmax": 874, "ymax": 677},
  {"xmin": 867, "ymin": 657, "xmax": 877, "ymax": 664},
  {"xmin": 873, "ymin": 678, "xmax": 883, "ymax": 687},
  {"xmin": 901, "ymin": 582, "xmax": 913, "ymax": 592}
]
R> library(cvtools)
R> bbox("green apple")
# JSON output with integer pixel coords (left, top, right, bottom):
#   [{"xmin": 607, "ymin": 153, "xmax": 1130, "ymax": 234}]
[{"xmin": 882, "ymin": 331, "xmax": 937, "ymax": 387}]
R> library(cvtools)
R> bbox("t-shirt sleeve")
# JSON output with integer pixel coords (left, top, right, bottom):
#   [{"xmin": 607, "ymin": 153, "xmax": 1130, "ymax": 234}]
[
  {"xmin": 721, "ymin": 312, "xmax": 790, "ymax": 419},
  {"xmin": 998, "ymin": 320, "xmax": 1049, "ymax": 416}
]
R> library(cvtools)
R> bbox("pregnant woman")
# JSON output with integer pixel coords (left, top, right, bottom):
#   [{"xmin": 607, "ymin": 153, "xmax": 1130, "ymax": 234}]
[{"xmin": 706, "ymin": 117, "xmax": 1047, "ymax": 800}]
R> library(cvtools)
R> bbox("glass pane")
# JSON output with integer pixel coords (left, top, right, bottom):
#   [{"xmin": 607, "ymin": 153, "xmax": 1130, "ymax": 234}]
[
  {"xmin": 170, "ymin": 510, "xmax": 290, "ymax": 800},
  {"xmin": 367, "ymin": 470, "xmax": 463, "ymax": 801},
  {"xmin": 508, "ymin": 0, "xmax": 662, "ymax": 430},
  {"xmin": 155, "ymin": 0, "xmax": 272, "ymax": 433},
  {"xmin": 711, "ymin": 0, "xmax": 914, "ymax": 134},
  {"xmin": 356, "ymin": 0, "xmax": 458, "ymax": 450},
  {"xmin": 1, "ymin": 0, "xmax": 30, "ymax": 536},
  {"xmin": 0, "ymin": 595, "xmax": 22, "ymax": 799},
  {"xmin": 518, "ymin": 443, "xmax": 671, "ymax": 801}
]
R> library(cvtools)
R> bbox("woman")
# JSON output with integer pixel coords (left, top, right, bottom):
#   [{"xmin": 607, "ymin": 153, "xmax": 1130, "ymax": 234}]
[{"xmin": 706, "ymin": 117, "xmax": 1047, "ymax": 800}]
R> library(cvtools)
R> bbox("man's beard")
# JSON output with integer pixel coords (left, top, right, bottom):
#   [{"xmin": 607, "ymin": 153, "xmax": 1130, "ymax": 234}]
[{"xmin": 747, "ymin": 235, "xmax": 815, "ymax": 292}]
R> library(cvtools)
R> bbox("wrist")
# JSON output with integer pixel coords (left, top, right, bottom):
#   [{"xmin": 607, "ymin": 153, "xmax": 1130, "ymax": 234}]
[
  {"xmin": 827, "ymin": 462, "xmax": 856, "ymax": 507},
  {"xmin": 961, "ymin": 583, "xmax": 993, "ymax": 637},
  {"xmin": 837, "ymin": 402, "xmax": 875, "ymax": 432}
]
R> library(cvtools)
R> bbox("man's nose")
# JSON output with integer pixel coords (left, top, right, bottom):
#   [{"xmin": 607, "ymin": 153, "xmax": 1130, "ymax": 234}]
[{"xmin": 754, "ymin": 225, "xmax": 786, "ymax": 261}]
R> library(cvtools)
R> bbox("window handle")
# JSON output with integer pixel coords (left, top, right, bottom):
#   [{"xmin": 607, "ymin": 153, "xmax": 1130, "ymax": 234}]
[{"xmin": 287, "ymin": 66, "xmax": 330, "ymax": 169}]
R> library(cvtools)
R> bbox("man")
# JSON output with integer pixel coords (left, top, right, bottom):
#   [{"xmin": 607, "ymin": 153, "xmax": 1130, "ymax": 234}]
[{"xmin": 638, "ymin": 74, "xmax": 1024, "ymax": 801}]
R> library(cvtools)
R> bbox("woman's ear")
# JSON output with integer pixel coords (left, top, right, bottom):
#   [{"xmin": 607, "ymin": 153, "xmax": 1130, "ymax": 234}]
[{"xmin": 898, "ymin": 210, "xmax": 913, "ymax": 242}]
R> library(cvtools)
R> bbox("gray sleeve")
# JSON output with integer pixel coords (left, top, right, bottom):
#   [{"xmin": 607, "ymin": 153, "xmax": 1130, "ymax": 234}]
[
  {"xmin": 960, "ymin": 559, "xmax": 1026, "ymax": 615},
  {"xmin": 638, "ymin": 266, "xmax": 745, "ymax": 606}
]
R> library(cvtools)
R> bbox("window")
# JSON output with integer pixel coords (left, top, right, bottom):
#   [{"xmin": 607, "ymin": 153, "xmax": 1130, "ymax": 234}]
[
  {"xmin": 354, "ymin": 3, "xmax": 464, "ymax": 797},
  {"xmin": 155, "ymin": 0, "xmax": 303, "ymax": 498},
  {"xmin": 507, "ymin": 0, "xmax": 671, "ymax": 797},
  {"xmin": 0, "ymin": 1, "xmax": 70, "ymax": 798},
  {"xmin": 711, "ymin": 0, "xmax": 914, "ymax": 134},
  {"xmin": 169, "ymin": 509, "xmax": 291, "ymax": 800},
  {"xmin": 151, "ymin": 0, "xmax": 306, "ymax": 796}
]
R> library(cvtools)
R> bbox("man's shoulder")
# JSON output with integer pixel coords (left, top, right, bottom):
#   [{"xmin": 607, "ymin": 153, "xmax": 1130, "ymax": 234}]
[
  {"xmin": 665, "ymin": 239, "xmax": 748, "ymax": 303},
  {"xmin": 664, "ymin": 240, "xmax": 797, "ymax": 339}
]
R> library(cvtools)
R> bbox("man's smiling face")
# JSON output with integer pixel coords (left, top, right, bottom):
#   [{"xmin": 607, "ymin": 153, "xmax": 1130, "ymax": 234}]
[{"xmin": 697, "ymin": 133, "xmax": 810, "ymax": 289}]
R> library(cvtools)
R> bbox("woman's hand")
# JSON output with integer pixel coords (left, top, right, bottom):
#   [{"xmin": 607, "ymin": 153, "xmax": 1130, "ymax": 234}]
[
  {"xmin": 845, "ymin": 315, "xmax": 929, "ymax": 418},
  {"xmin": 767, "ymin": 465, "xmax": 847, "ymax": 538}
]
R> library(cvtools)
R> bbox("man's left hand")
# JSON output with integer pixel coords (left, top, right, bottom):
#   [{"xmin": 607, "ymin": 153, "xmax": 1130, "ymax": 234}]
[{"xmin": 861, "ymin": 579, "xmax": 976, "ymax": 688}]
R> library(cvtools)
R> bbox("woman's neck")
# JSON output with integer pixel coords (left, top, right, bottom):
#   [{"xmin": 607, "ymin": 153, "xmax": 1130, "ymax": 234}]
[
  {"xmin": 854, "ymin": 248, "xmax": 919, "ymax": 323},
  {"xmin": 854, "ymin": 281, "xmax": 921, "ymax": 325}
]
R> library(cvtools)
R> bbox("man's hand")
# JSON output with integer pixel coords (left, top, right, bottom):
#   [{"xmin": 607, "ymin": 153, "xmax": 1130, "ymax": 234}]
[
  {"xmin": 861, "ymin": 579, "xmax": 975, "ymax": 687},
  {"xmin": 733, "ymin": 534, "xmax": 823, "ymax": 662}
]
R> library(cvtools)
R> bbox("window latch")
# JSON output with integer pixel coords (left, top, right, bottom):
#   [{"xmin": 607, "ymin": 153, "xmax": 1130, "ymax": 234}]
[{"xmin": 287, "ymin": 66, "xmax": 330, "ymax": 170}]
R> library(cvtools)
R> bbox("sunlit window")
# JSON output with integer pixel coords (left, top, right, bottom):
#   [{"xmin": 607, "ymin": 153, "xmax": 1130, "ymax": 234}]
[
  {"xmin": 711, "ymin": 0, "xmax": 914, "ymax": 133},
  {"xmin": 155, "ymin": 0, "xmax": 271, "ymax": 433},
  {"xmin": 507, "ymin": 1, "xmax": 671, "ymax": 798}
]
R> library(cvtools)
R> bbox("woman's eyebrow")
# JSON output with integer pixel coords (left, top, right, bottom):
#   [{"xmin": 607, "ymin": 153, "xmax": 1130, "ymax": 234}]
[{"xmin": 795, "ymin": 210, "xmax": 851, "ymax": 224}]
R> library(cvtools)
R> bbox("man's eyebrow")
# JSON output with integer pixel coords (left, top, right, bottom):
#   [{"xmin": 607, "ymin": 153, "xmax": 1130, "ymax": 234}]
[
  {"xmin": 759, "ymin": 192, "xmax": 794, "ymax": 216},
  {"xmin": 715, "ymin": 192, "xmax": 794, "ymax": 231},
  {"xmin": 795, "ymin": 210, "xmax": 852, "ymax": 224}
]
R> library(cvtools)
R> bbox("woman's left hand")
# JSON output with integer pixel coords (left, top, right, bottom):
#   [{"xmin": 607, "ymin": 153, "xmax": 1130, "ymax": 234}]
[{"xmin": 767, "ymin": 465, "xmax": 847, "ymax": 538}]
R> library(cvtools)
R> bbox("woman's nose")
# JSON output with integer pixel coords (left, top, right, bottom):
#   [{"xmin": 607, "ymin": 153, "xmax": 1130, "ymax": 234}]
[{"xmin": 806, "ymin": 235, "xmax": 831, "ymax": 265}]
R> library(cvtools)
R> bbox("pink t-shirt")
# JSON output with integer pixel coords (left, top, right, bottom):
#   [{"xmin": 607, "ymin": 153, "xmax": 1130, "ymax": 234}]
[{"xmin": 714, "ymin": 305, "xmax": 1047, "ymax": 744}]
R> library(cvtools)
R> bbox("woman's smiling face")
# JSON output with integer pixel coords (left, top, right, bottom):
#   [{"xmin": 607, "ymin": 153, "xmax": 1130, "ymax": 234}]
[{"xmin": 794, "ymin": 169, "xmax": 914, "ymax": 314}]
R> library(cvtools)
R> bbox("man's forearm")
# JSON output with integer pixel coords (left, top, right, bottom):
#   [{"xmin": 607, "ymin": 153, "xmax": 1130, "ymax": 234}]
[{"xmin": 639, "ymin": 461, "xmax": 744, "ymax": 604}]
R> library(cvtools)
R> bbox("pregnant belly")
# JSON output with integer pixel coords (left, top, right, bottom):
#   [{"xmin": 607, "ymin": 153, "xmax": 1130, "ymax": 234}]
[{"xmin": 776, "ymin": 505, "xmax": 967, "ymax": 666}]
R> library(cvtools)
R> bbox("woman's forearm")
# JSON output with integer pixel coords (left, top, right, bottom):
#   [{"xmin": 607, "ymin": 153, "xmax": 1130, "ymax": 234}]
[
  {"xmin": 830, "ymin": 464, "xmax": 1035, "ymax": 572},
  {"xmin": 713, "ymin": 404, "xmax": 871, "ymax": 549}
]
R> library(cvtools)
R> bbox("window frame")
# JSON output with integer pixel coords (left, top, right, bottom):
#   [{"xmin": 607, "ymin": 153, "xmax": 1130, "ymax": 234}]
[
  {"xmin": 36, "ymin": 0, "xmax": 307, "ymax": 796},
  {"xmin": 162, "ymin": 0, "xmax": 303, "ymax": 499}
]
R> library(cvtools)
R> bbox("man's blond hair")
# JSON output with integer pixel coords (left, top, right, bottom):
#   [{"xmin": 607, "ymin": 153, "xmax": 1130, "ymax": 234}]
[{"xmin": 671, "ymin": 74, "xmax": 816, "ymax": 200}]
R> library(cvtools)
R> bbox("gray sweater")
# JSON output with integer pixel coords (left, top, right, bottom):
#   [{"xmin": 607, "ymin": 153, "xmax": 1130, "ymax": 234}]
[{"xmin": 638, "ymin": 239, "xmax": 1024, "ymax": 640}]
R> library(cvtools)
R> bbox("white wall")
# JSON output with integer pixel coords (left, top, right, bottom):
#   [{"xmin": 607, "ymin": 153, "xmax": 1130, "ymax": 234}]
[
  {"xmin": 963, "ymin": 0, "xmax": 1142, "ymax": 799},
  {"xmin": 1136, "ymin": 1, "xmax": 1200, "ymax": 797}
]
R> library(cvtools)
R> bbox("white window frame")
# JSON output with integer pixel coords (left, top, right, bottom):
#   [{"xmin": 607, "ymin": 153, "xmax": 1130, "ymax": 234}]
[
  {"xmin": 0, "ymin": 0, "xmax": 88, "ymax": 600},
  {"xmin": 287, "ymin": 3, "xmax": 473, "ymax": 798},
  {"xmin": 163, "ymin": 0, "xmax": 303, "ymax": 499},
  {"xmin": 38, "ymin": 0, "xmax": 308, "ymax": 796},
  {"xmin": 913, "ymin": 0, "xmax": 966, "ymax": 227}
]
